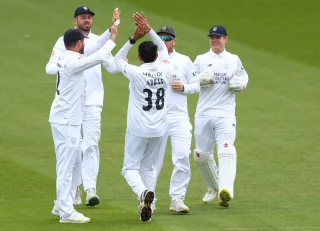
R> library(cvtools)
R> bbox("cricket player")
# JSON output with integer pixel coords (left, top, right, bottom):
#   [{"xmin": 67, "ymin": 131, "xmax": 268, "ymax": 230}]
[
  {"xmin": 153, "ymin": 26, "xmax": 200, "ymax": 214},
  {"xmin": 49, "ymin": 26, "xmax": 118, "ymax": 223},
  {"xmin": 193, "ymin": 25, "xmax": 249, "ymax": 207},
  {"xmin": 114, "ymin": 13, "xmax": 172, "ymax": 222},
  {"xmin": 46, "ymin": 6, "xmax": 121, "ymax": 207}
]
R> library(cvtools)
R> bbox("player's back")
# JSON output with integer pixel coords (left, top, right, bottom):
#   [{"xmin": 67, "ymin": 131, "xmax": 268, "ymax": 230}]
[{"xmin": 127, "ymin": 62, "xmax": 171, "ymax": 138}]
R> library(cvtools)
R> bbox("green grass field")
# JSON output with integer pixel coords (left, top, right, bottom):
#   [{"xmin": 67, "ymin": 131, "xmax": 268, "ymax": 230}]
[{"xmin": 1, "ymin": 0, "xmax": 320, "ymax": 230}]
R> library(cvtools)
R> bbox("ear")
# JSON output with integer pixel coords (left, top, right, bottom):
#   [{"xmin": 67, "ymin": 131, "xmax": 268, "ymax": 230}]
[
  {"xmin": 138, "ymin": 54, "xmax": 143, "ymax": 63},
  {"xmin": 173, "ymin": 38, "xmax": 177, "ymax": 46},
  {"xmin": 73, "ymin": 17, "xmax": 77, "ymax": 25},
  {"xmin": 224, "ymin": 36, "xmax": 228, "ymax": 43},
  {"xmin": 154, "ymin": 54, "xmax": 158, "ymax": 61}
]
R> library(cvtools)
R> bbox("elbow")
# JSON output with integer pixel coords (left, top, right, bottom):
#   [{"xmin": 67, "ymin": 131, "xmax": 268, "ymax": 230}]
[{"xmin": 45, "ymin": 65, "xmax": 57, "ymax": 75}]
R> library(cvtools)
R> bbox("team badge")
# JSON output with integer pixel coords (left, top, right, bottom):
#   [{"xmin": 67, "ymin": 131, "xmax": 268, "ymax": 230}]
[
  {"xmin": 83, "ymin": 6, "xmax": 88, "ymax": 10},
  {"xmin": 212, "ymin": 27, "xmax": 217, "ymax": 31}
]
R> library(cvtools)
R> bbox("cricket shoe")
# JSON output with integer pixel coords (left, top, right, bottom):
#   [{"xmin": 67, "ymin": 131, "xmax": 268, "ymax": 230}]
[
  {"xmin": 219, "ymin": 188, "xmax": 231, "ymax": 208},
  {"xmin": 85, "ymin": 188, "xmax": 100, "ymax": 207},
  {"xmin": 51, "ymin": 200, "xmax": 60, "ymax": 217},
  {"xmin": 151, "ymin": 201, "xmax": 156, "ymax": 214},
  {"xmin": 139, "ymin": 190, "xmax": 154, "ymax": 222},
  {"xmin": 169, "ymin": 197, "xmax": 189, "ymax": 214},
  {"xmin": 203, "ymin": 188, "xmax": 217, "ymax": 203},
  {"xmin": 74, "ymin": 186, "xmax": 82, "ymax": 205},
  {"xmin": 59, "ymin": 211, "xmax": 90, "ymax": 224}
]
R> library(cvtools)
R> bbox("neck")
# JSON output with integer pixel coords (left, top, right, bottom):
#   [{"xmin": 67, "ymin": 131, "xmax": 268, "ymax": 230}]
[
  {"xmin": 211, "ymin": 48, "xmax": 224, "ymax": 54},
  {"xmin": 76, "ymin": 27, "xmax": 89, "ymax": 37},
  {"xmin": 168, "ymin": 48, "xmax": 174, "ymax": 54}
]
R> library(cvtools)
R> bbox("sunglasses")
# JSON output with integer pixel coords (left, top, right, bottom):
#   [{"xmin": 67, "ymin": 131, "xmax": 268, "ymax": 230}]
[{"xmin": 159, "ymin": 35, "xmax": 174, "ymax": 42}]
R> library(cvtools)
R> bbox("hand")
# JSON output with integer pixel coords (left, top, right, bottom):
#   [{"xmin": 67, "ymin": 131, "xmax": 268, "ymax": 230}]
[
  {"xmin": 133, "ymin": 12, "xmax": 151, "ymax": 32},
  {"xmin": 112, "ymin": 7, "xmax": 121, "ymax": 23},
  {"xmin": 228, "ymin": 75, "xmax": 244, "ymax": 92},
  {"xmin": 131, "ymin": 23, "xmax": 148, "ymax": 41},
  {"xmin": 109, "ymin": 24, "xmax": 118, "ymax": 41},
  {"xmin": 198, "ymin": 72, "xmax": 214, "ymax": 88},
  {"xmin": 171, "ymin": 80, "xmax": 184, "ymax": 92}
]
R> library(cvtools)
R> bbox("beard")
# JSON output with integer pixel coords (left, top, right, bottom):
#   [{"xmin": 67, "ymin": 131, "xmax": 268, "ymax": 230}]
[
  {"xmin": 78, "ymin": 24, "xmax": 91, "ymax": 32},
  {"xmin": 79, "ymin": 45, "xmax": 84, "ymax": 54}
]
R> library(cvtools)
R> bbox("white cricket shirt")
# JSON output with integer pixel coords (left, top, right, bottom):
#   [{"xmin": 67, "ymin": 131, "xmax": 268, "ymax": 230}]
[
  {"xmin": 115, "ymin": 29, "xmax": 172, "ymax": 138},
  {"xmin": 194, "ymin": 49, "xmax": 248, "ymax": 118},
  {"xmin": 46, "ymin": 30, "xmax": 120, "ymax": 107},
  {"xmin": 166, "ymin": 49, "xmax": 200, "ymax": 120},
  {"xmin": 49, "ymin": 40, "xmax": 116, "ymax": 125}
]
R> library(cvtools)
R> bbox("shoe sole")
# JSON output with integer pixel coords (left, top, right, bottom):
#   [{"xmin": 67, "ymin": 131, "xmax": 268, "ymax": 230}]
[
  {"xmin": 85, "ymin": 195, "xmax": 100, "ymax": 207},
  {"xmin": 219, "ymin": 189, "xmax": 231, "ymax": 208},
  {"xmin": 169, "ymin": 207, "xmax": 189, "ymax": 214},
  {"xmin": 140, "ymin": 191, "xmax": 154, "ymax": 222},
  {"xmin": 59, "ymin": 218, "xmax": 91, "ymax": 224}
]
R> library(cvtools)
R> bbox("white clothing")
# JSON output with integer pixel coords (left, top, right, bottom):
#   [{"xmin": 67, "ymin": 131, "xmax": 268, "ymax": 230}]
[
  {"xmin": 154, "ymin": 49, "xmax": 199, "ymax": 200},
  {"xmin": 51, "ymin": 123, "xmax": 82, "ymax": 217},
  {"xmin": 49, "ymin": 40, "xmax": 116, "ymax": 125},
  {"xmin": 46, "ymin": 30, "xmax": 120, "ymax": 106},
  {"xmin": 156, "ymin": 119, "xmax": 192, "ymax": 199},
  {"xmin": 81, "ymin": 105, "xmax": 102, "ymax": 191},
  {"xmin": 165, "ymin": 49, "xmax": 200, "ymax": 120},
  {"xmin": 122, "ymin": 131, "xmax": 162, "ymax": 198},
  {"xmin": 114, "ymin": 29, "xmax": 172, "ymax": 138},
  {"xmin": 194, "ymin": 49, "xmax": 248, "ymax": 118}
]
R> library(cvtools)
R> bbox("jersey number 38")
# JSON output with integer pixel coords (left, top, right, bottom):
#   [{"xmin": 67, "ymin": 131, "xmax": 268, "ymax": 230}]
[{"xmin": 143, "ymin": 88, "xmax": 165, "ymax": 111}]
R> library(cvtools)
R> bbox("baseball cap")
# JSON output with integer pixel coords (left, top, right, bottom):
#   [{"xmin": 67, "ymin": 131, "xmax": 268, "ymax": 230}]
[
  {"xmin": 156, "ymin": 26, "xmax": 175, "ymax": 38},
  {"xmin": 63, "ymin": 28, "xmax": 85, "ymax": 45},
  {"xmin": 207, "ymin": 25, "xmax": 227, "ymax": 37},
  {"xmin": 74, "ymin": 6, "xmax": 95, "ymax": 17}
]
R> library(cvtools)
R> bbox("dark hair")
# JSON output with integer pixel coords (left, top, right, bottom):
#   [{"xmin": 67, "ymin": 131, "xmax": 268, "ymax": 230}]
[
  {"xmin": 138, "ymin": 41, "xmax": 158, "ymax": 63},
  {"xmin": 65, "ymin": 40, "xmax": 80, "ymax": 49}
]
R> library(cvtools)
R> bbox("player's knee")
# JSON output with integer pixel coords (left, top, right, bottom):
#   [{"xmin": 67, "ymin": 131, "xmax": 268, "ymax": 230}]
[
  {"xmin": 83, "ymin": 145, "xmax": 99, "ymax": 158},
  {"xmin": 217, "ymin": 142, "xmax": 236, "ymax": 158}
]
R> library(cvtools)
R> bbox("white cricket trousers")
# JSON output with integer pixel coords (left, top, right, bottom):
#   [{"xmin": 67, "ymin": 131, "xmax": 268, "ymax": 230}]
[
  {"xmin": 194, "ymin": 116, "xmax": 237, "ymax": 198},
  {"xmin": 81, "ymin": 105, "xmax": 102, "ymax": 191},
  {"xmin": 155, "ymin": 119, "xmax": 192, "ymax": 200},
  {"xmin": 122, "ymin": 130, "xmax": 162, "ymax": 199},
  {"xmin": 50, "ymin": 123, "xmax": 81, "ymax": 217}
]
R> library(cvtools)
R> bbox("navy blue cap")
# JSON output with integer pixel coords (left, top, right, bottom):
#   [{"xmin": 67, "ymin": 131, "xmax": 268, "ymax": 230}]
[
  {"xmin": 207, "ymin": 25, "xmax": 227, "ymax": 37},
  {"xmin": 156, "ymin": 26, "xmax": 175, "ymax": 37},
  {"xmin": 63, "ymin": 28, "xmax": 85, "ymax": 45},
  {"xmin": 74, "ymin": 6, "xmax": 95, "ymax": 17}
]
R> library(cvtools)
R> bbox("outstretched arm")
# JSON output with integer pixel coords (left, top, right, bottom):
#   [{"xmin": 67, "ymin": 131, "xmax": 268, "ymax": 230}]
[{"xmin": 133, "ymin": 12, "xmax": 169, "ymax": 63}]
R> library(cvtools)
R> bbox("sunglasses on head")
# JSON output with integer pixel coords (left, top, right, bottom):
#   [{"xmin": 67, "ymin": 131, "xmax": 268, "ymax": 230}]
[{"xmin": 159, "ymin": 35, "xmax": 174, "ymax": 41}]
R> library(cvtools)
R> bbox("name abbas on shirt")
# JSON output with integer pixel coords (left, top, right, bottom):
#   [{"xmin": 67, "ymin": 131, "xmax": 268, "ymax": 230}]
[{"xmin": 143, "ymin": 68, "xmax": 166, "ymax": 87}]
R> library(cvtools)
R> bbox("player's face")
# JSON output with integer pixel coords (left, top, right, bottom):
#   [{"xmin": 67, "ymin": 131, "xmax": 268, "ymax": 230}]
[
  {"xmin": 158, "ymin": 33, "xmax": 176, "ymax": 53},
  {"xmin": 74, "ymin": 13, "xmax": 93, "ymax": 32},
  {"xmin": 209, "ymin": 35, "xmax": 228, "ymax": 54}
]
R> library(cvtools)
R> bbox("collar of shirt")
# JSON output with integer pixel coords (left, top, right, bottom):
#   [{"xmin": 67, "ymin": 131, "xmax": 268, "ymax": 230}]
[
  {"xmin": 64, "ymin": 50, "xmax": 81, "ymax": 56},
  {"xmin": 209, "ymin": 49, "xmax": 227, "ymax": 57},
  {"xmin": 141, "ymin": 62, "xmax": 157, "ymax": 68},
  {"xmin": 168, "ymin": 48, "xmax": 176, "ymax": 57}
]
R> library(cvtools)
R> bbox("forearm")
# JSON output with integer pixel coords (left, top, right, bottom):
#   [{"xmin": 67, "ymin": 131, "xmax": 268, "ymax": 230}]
[
  {"xmin": 148, "ymin": 29, "xmax": 168, "ymax": 62},
  {"xmin": 114, "ymin": 41, "xmax": 133, "ymax": 71}
]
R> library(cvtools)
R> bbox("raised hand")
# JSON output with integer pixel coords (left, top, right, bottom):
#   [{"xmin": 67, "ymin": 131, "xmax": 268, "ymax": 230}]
[
  {"xmin": 133, "ymin": 12, "xmax": 151, "ymax": 32},
  {"xmin": 131, "ymin": 23, "xmax": 149, "ymax": 41},
  {"xmin": 112, "ymin": 7, "xmax": 121, "ymax": 23}
]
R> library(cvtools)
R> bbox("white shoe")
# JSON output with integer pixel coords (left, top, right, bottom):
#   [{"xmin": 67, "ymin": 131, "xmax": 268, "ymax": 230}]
[
  {"xmin": 151, "ymin": 201, "xmax": 156, "ymax": 214},
  {"xmin": 59, "ymin": 211, "xmax": 90, "ymax": 224},
  {"xmin": 169, "ymin": 197, "xmax": 189, "ymax": 214},
  {"xmin": 74, "ymin": 186, "xmax": 82, "ymax": 205},
  {"xmin": 85, "ymin": 188, "xmax": 100, "ymax": 207},
  {"xmin": 139, "ymin": 190, "xmax": 154, "ymax": 222},
  {"xmin": 203, "ymin": 188, "xmax": 217, "ymax": 203},
  {"xmin": 51, "ymin": 200, "xmax": 60, "ymax": 217}
]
